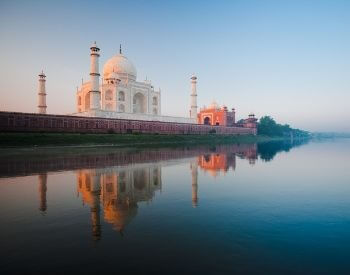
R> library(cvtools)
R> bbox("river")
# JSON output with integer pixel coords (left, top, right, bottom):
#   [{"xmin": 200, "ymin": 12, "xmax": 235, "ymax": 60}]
[{"xmin": 0, "ymin": 139, "xmax": 349, "ymax": 274}]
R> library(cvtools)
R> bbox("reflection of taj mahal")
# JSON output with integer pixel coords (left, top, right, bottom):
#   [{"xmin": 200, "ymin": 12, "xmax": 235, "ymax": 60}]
[
  {"xmin": 76, "ymin": 166, "xmax": 162, "ymax": 239},
  {"xmin": 33, "ymin": 144, "xmax": 258, "ymax": 240}
]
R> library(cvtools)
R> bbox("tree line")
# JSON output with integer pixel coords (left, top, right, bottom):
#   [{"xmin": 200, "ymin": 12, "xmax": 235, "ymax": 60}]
[{"xmin": 257, "ymin": 116, "xmax": 309, "ymax": 137}]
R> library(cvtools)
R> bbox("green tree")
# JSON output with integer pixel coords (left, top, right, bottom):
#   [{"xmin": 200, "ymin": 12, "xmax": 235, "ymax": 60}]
[{"xmin": 257, "ymin": 116, "xmax": 309, "ymax": 137}]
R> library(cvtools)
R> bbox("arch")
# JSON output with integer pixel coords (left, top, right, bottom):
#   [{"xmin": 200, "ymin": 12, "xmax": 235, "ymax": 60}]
[
  {"xmin": 152, "ymin": 108, "xmax": 157, "ymax": 115},
  {"xmin": 133, "ymin": 92, "xmax": 146, "ymax": 113},
  {"xmin": 204, "ymin": 117, "xmax": 211, "ymax": 125},
  {"xmin": 85, "ymin": 93, "xmax": 90, "ymax": 110},
  {"xmin": 118, "ymin": 91, "xmax": 125, "ymax": 101},
  {"xmin": 215, "ymin": 122, "xmax": 220, "ymax": 126},
  {"xmin": 152, "ymin": 96, "xmax": 158, "ymax": 105},
  {"xmin": 105, "ymin": 90, "xmax": 113, "ymax": 100},
  {"xmin": 105, "ymin": 103, "xmax": 113, "ymax": 110},
  {"xmin": 119, "ymin": 104, "xmax": 125, "ymax": 112},
  {"xmin": 78, "ymin": 96, "xmax": 81, "ymax": 105}
]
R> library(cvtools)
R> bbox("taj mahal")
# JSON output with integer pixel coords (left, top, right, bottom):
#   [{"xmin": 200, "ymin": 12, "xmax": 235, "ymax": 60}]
[
  {"xmin": 72, "ymin": 42, "xmax": 197, "ymax": 124},
  {"xmin": 20, "ymin": 41, "xmax": 258, "ymax": 135}
]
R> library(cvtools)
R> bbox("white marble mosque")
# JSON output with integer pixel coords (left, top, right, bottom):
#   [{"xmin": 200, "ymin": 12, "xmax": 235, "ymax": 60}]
[{"xmin": 69, "ymin": 42, "xmax": 197, "ymax": 123}]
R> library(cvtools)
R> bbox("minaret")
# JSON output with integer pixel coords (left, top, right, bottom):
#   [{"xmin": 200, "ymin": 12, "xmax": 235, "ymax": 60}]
[
  {"xmin": 190, "ymin": 74, "xmax": 197, "ymax": 120},
  {"xmin": 90, "ymin": 172, "xmax": 101, "ymax": 241},
  {"xmin": 89, "ymin": 42, "xmax": 101, "ymax": 110},
  {"xmin": 191, "ymin": 161, "xmax": 198, "ymax": 207},
  {"xmin": 38, "ymin": 173, "xmax": 47, "ymax": 213},
  {"xmin": 38, "ymin": 71, "xmax": 47, "ymax": 114}
]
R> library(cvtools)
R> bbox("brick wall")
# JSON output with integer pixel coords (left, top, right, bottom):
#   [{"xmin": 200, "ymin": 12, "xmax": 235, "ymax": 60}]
[{"xmin": 0, "ymin": 111, "xmax": 256, "ymax": 135}]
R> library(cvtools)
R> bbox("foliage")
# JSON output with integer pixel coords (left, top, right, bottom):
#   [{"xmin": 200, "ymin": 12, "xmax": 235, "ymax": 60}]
[{"xmin": 257, "ymin": 116, "xmax": 309, "ymax": 137}]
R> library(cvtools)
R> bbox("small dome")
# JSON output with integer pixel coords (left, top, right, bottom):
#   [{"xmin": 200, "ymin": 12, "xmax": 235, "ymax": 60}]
[
  {"xmin": 209, "ymin": 101, "xmax": 219, "ymax": 109},
  {"xmin": 103, "ymin": 54, "xmax": 137, "ymax": 80}
]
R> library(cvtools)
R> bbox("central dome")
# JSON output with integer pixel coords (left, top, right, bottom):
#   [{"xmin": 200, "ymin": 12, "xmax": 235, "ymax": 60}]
[{"xmin": 103, "ymin": 54, "xmax": 137, "ymax": 80}]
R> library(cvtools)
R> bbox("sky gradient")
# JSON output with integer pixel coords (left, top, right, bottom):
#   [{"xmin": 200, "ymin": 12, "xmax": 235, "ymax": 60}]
[{"xmin": 0, "ymin": 0, "xmax": 349, "ymax": 132}]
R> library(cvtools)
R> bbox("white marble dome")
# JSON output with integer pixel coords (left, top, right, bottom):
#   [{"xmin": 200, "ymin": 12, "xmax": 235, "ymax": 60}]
[
  {"xmin": 106, "ymin": 71, "xmax": 118, "ymax": 80},
  {"xmin": 103, "ymin": 54, "xmax": 137, "ymax": 80}
]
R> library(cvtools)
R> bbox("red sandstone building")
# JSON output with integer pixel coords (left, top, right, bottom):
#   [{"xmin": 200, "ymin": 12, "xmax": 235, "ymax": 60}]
[
  {"xmin": 197, "ymin": 102, "xmax": 235, "ymax": 126},
  {"xmin": 197, "ymin": 101, "xmax": 257, "ymax": 129}
]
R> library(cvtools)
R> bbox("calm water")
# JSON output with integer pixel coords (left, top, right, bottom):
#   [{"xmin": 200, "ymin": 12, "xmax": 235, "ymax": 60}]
[{"xmin": 1, "ymin": 139, "xmax": 350, "ymax": 274}]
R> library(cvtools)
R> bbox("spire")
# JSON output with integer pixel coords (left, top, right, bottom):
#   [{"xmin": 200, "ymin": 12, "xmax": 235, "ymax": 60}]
[{"xmin": 119, "ymin": 44, "xmax": 122, "ymax": 54}]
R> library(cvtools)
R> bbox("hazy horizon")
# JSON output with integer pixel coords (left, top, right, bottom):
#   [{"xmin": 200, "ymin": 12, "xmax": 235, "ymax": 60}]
[{"xmin": 0, "ymin": 0, "xmax": 349, "ymax": 132}]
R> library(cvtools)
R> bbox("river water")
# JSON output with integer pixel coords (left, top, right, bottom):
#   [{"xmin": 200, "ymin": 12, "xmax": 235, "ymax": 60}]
[{"xmin": 0, "ymin": 139, "xmax": 349, "ymax": 274}]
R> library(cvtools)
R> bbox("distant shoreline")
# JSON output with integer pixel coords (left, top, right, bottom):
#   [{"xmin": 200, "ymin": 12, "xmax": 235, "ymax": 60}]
[{"xmin": 0, "ymin": 133, "xmax": 291, "ymax": 149}]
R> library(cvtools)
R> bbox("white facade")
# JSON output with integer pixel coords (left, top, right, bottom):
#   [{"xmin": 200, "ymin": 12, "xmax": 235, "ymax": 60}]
[{"xmin": 75, "ymin": 43, "xmax": 196, "ymax": 124}]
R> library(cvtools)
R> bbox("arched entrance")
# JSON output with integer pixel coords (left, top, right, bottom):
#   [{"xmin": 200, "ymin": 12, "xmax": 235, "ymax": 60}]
[
  {"xmin": 133, "ymin": 93, "xmax": 146, "ymax": 113},
  {"xmin": 204, "ymin": 117, "xmax": 211, "ymax": 125}
]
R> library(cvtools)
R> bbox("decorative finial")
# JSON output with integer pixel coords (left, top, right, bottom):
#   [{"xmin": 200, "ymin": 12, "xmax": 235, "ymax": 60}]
[{"xmin": 119, "ymin": 44, "xmax": 122, "ymax": 54}]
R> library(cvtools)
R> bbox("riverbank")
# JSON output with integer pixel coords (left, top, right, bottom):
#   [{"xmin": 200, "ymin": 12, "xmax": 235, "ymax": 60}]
[{"xmin": 0, "ymin": 132, "xmax": 284, "ymax": 148}]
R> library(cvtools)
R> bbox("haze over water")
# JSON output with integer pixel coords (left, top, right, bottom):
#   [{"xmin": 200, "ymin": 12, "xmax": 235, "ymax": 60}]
[{"xmin": 1, "ymin": 139, "xmax": 350, "ymax": 274}]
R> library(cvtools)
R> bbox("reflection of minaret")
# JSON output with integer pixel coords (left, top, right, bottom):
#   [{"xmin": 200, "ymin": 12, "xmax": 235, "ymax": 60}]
[
  {"xmin": 38, "ymin": 173, "xmax": 47, "ymax": 213},
  {"xmin": 90, "ymin": 173, "xmax": 101, "ymax": 241},
  {"xmin": 191, "ymin": 161, "xmax": 198, "ymax": 207},
  {"xmin": 77, "ymin": 166, "xmax": 162, "ymax": 237}
]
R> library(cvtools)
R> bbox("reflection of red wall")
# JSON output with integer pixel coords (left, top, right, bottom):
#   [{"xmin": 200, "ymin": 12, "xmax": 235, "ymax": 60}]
[
  {"xmin": 198, "ymin": 153, "xmax": 237, "ymax": 176},
  {"xmin": 199, "ymin": 154, "xmax": 228, "ymax": 171}
]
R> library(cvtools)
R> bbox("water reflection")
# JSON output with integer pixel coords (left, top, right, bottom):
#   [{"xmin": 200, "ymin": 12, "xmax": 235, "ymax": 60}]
[
  {"xmin": 77, "ymin": 167, "xmax": 161, "ymax": 239},
  {"xmin": 198, "ymin": 143, "xmax": 258, "ymax": 177},
  {"xmin": 2, "ymin": 139, "xmax": 329, "ymax": 274},
  {"xmin": 74, "ymin": 144, "xmax": 264, "ymax": 239},
  {"xmin": 0, "ymin": 140, "xmax": 307, "ymax": 178},
  {"xmin": 258, "ymin": 139, "xmax": 309, "ymax": 161},
  {"xmin": 38, "ymin": 173, "xmax": 47, "ymax": 214},
  {"xmin": 22, "ymin": 141, "xmax": 311, "ymax": 241},
  {"xmin": 0, "ymin": 140, "xmax": 309, "ymax": 241}
]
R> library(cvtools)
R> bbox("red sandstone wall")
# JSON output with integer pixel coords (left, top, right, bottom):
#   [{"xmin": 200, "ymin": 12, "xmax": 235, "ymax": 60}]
[{"xmin": 0, "ymin": 111, "xmax": 256, "ymax": 135}]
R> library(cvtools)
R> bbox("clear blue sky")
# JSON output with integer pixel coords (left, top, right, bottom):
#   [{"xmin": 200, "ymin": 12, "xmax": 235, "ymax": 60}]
[{"xmin": 0, "ymin": 0, "xmax": 349, "ymax": 132}]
